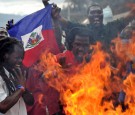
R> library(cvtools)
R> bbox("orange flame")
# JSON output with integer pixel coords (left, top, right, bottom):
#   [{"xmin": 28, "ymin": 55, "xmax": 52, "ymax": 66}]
[
  {"xmin": 38, "ymin": 94, "xmax": 44, "ymax": 104},
  {"xmin": 36, "ymin": 33, "xmax": 135, "ymax": 114}
]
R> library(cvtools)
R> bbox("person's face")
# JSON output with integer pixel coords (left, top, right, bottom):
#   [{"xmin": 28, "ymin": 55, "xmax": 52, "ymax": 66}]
[
  {"xmin": 0, "ymin": 28, "xmax": 8, "ymax": 39},
  {"xmin": 88, "ymin": 5, "xmax": 103, "ymax": 26},
  {"xmin": 72, "ymin": 35, "xmax": 90, "ymax": 60},
  {"xmin": 5, "ymin": 45, "xmax": 24, "ymax": 68}
]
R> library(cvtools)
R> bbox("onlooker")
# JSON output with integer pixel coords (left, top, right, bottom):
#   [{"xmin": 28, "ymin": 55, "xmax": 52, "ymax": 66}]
[
  {"xmin": 0, "ymin": 27, "xmax": 9, "ymax": 39},
  {"xmin": 0, "ymin": 37, "xmax": 34, "ymax": 115}
]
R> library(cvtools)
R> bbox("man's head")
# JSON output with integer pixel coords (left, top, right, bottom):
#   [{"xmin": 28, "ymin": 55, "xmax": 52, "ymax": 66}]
[
  {"xmin": 66, "ymin": 28, "xmax": 93, "ymax": 62},
  {"xmin": 87, "ymin": 3, "xmax": 103, "ymax": 26},
  {"xmin": 0, "ymin": 37, "xmax": 24, "ymax": 68},
  {"xmin": 0, "ymin": 27, "xmax": 9, "ymax": 39}
]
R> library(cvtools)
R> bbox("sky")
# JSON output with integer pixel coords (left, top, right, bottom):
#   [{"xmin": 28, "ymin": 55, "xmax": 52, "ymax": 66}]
[{"xmin": 0, "ymin": 0, "xmax": 64, "ymax": 15}]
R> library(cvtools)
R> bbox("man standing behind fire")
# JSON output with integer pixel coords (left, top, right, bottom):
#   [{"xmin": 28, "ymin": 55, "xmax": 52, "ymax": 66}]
[
  {"xmin": 53, "ymin": 3, "xmax": 134, "ymax": 51},
  {"xmin": 57, "ymin": 27, "xmax": 93, "ymax": 69}
]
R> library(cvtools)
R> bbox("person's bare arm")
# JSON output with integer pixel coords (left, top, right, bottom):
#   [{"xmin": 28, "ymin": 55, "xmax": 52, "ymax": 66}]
[
  {"xmin": 51, "ymin": 4, "xmax": 69, "ymax": 27},
  {"xmin": 0, "ymin": 89, "xmax": 24, "ymax": 114}
]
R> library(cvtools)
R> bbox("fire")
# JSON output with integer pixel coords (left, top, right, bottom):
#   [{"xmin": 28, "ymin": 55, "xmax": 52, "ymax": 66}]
[
  {"xmin": 38, "ymin": 94, "xmax": 43, "ymax": 104},
  {"xmin": 37, "ymin": 46, "xmax": 112, "ymax": 114},
  {"xmin": 61, "ymin": 50, "xmax": 111, "ymax": 115},
  {"xmin": 112, "ymin": 36, "xmax": 135, "ymax": 62},
  {"xmin": 36, "ymin": 34, "xmax": 135, "ymax": 114}
]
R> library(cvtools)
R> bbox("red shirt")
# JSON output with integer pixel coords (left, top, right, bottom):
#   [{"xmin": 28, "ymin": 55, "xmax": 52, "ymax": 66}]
[
  {"xmin": 26, "ymin": 68, "xmax": 60, "ymax": 115},
  {"xmin": 57, "ymin": 50, "xmax": 78, "ymax": 66},
  {"xmin": 56, "ymin": 50, "xmax": 82, "ymax": 75}
]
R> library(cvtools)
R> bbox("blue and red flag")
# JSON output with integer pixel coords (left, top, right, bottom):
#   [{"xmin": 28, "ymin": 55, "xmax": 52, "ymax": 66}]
[{"xmin": 8, "ymin": 4, "xmax": 60, "ymax": 67}]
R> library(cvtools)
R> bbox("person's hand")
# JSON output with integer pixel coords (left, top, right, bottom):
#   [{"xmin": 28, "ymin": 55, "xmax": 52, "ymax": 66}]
[
  {"xmin": 42, "ymin": 0, "xmax": 49, "ymax": 2},
  {"xmin": 12, "ymin": 67, "xmax": 27, "ymax": 88},
  {"xmin": 42, "ymin": 0, "xmax": 49, "ymax": 6},
  {"xmin": 51, "ymin": 3, "xmax": 61, "ymax": 20},
  {"xmin": 6, "ymin": 19, "xmax": 14, "ymax": 30}
]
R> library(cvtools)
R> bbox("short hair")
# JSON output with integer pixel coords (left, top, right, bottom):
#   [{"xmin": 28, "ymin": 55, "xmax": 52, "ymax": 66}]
[
  {"xmin": 65, "ymin": 27, "xmax": 93, "ymax": 50},
  {"xmin": 87, "ymin": 3, "xmax": 102, "ymax": 15},
  {"xmin": 0, "ymin": 27, "xmax": 9, "ymax": 37},
  {"xmin": 0, "ymin": 37, "xmax": 24, "ymax": 63}
]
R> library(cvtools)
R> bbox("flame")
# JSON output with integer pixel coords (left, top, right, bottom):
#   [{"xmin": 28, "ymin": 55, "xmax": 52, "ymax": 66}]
[
  {"xmin": 61, "ymin": 50, "xmax": 112, "ymax": 115},
  {"xmin": 37, "ymin": 46, "xmax": 113, "ymax": 114},
  {"xmin": 112, "ymin": 36, "xmax": 135, "ymax": 62},
  {"xmin": 36, "ymin": 33, "xmax": 135, "ymax": 114},
  {"xmin": 38, "ymin": 94, "xmax": 44, "ymax": 104}
]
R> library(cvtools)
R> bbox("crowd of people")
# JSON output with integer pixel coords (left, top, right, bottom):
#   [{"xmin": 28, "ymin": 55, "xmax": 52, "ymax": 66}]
[{"xmin": 0, "ymin": 0, "xmax": 135, "ymax": 115}]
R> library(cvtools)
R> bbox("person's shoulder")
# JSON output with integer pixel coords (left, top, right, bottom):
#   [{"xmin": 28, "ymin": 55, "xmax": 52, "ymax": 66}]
[
  {"xmin": 67, "ymin": 21, "xmax": 85, "ymax": 29},
  {"xmin": 105, "ymin": 21, "xmax": 116, "ymax": 29}
]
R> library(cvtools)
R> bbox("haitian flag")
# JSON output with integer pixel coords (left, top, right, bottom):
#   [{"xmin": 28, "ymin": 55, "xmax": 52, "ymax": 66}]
[{"xmin": 8, "ymin": 4, "xmax": 60, "ymax": 67}]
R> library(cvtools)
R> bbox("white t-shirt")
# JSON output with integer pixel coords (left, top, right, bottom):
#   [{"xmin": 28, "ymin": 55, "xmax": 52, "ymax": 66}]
[
  {"xmin": 103, "ymin": 5, "xmax": 113, "ymax": 24},
  {"xmin": 0, "ymin": 68, "xmax": 27, "ymax": 115}
]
